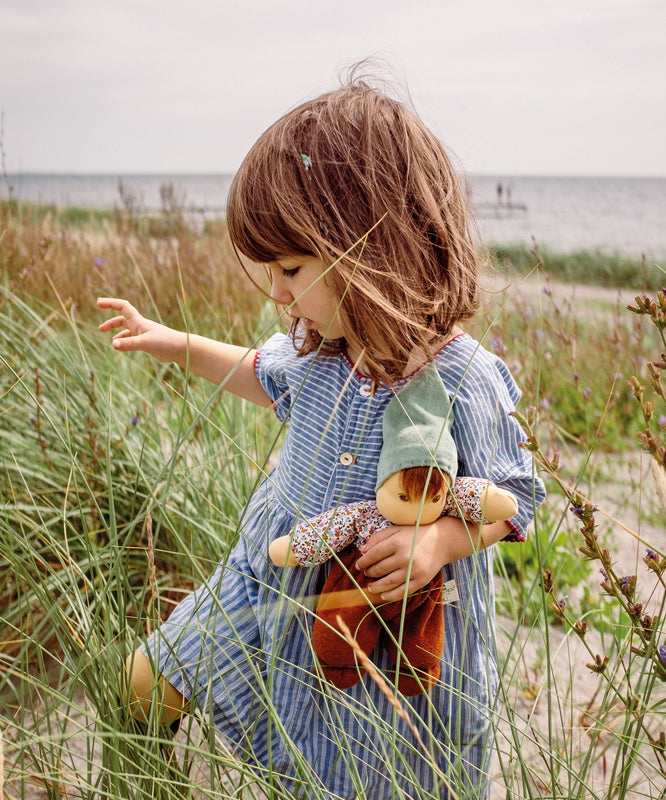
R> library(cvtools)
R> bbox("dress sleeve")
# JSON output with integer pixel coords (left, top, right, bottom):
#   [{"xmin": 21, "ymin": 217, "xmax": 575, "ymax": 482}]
[
  {"xmin": 441, "ymin": 340, "xmax": 546, "ymax": 540},
  {"xmin": 253, "ymin": 333, "xmax": 296, "ymax": 421}
]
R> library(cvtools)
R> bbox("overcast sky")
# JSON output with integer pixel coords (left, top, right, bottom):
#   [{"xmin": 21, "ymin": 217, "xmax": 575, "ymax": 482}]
[{"xmin": 2, "ymin": 0, "xmax": 665, "ymax": 176}]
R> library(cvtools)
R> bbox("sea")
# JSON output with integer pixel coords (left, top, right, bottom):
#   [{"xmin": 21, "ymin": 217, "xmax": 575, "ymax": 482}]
[{"xmin": 3, "ymin": 173, "xmax": 665, "ymax": 262}]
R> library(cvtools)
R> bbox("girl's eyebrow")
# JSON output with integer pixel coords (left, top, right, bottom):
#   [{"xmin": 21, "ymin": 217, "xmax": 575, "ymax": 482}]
[
  {"xmin": 275, "ymin": 256, "xmax": 308, "ymax": 270},
  {"xmin": 270, "ymin": 255, "xmax": 296, "ymax": 265}
]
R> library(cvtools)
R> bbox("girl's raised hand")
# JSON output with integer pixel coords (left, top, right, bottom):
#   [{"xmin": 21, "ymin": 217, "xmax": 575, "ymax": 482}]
[{"xmin": 97, "ymin": 297, "xmax": 182, "ymax": 362}]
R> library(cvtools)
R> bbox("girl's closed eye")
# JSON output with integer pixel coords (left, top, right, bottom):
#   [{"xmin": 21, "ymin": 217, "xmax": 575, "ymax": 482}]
[{"xmin": 281, "ymin": 267, "xmax": 300, "ymax": 278}]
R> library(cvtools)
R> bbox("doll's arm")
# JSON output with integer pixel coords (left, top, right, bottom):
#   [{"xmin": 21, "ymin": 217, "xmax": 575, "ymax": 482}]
[
  {"xmin": 445, "ymin": 477, "xmax": 518, "ymax": 524},
  {"xmin": 269, "ymin": 500, "xmax": 390, "ymax": 567}
]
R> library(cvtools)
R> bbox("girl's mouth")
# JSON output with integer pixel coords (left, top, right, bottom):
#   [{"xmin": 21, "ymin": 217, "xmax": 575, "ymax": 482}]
[{"xmin": 288, "ymin": 312, "xmax": 315, "ymax": 330}]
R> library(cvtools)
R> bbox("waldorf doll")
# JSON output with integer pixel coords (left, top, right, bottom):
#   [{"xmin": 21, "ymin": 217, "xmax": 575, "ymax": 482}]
[{"xmin": 270, "ymin": 364, "xmax": 518, "ymax": 695}]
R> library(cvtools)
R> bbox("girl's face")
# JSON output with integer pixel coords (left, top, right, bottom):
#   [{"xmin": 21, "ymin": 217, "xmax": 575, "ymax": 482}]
[{"xmin": 267, "ymin": 255, "xmax": 345, "ymax": 340}]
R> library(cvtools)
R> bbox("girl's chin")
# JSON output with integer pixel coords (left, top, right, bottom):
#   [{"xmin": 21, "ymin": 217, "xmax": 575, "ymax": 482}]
[
  {"xmin": 297, "ymin": 318, "xmax": 344, "ymax": 339},
  {"xmin": 297, "ymin": 318, "xmax": 318, "ymax": 334}
]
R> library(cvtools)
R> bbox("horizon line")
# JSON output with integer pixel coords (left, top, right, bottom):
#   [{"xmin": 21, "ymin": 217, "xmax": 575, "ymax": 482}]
[{"xmin": 4, "ymin": 170, "xmax": 666, "ymax": 180}]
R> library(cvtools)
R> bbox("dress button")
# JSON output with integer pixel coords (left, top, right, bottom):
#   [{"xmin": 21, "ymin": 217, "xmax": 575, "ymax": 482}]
[
  {"xmin": 359, "ymin": 384, "xmax": 373, "ymax": 398},
  {"xmin": 339, "ymin": 452, "xmax": 355, "ymax": 466}
]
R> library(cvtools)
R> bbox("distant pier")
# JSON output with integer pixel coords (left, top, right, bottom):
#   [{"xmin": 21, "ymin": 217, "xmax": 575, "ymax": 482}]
[{"xmin": 472, "ymin": 202, "xmax": 528, "ymax": 219}]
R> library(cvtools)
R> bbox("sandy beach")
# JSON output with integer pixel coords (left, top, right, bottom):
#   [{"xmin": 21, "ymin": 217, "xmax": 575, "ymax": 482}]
[{"xmin": 4, "ymin": 276, "xmax": 664, "ymax": 800}]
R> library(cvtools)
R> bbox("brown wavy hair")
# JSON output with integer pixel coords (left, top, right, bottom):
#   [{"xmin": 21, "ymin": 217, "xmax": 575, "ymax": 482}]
[{"xmin": 226, "ymin": 71, "xmax": 481, "ymax": 385}]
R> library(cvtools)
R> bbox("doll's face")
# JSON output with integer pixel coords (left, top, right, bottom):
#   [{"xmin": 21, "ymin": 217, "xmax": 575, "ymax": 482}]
[{"xmin": 375, "ymin": 471, "xmax": 446, "ymax": 526}]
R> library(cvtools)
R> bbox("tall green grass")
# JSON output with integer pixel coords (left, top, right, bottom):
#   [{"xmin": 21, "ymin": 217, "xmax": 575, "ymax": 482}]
[
  {"xmin": 1, "ymin": 199, "xmax": 665, "ymax": 798},
  {"xmin": 489, "ymin": 243, "xmax": 663, "ymax": 291}
]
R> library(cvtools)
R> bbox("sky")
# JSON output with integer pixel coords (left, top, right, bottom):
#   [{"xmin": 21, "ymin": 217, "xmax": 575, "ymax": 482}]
[{"xmin": 2, "ymin": 0, "xmax": 665, "ymax": 177}]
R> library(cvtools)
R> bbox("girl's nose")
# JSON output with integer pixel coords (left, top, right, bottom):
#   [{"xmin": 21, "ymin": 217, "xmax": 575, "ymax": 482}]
[{"xmin": 270, "ymin": 277, "xmax": 293, "ymax": 306}]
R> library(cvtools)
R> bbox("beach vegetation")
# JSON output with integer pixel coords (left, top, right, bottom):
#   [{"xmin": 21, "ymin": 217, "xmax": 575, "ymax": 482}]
[
  {"xmin": 1, "ymin": 198, "xmax": 664, "ymax": 798},
  {"xmin": 489, "ymin": 242, "xmax": 664, "ymax": 291}
]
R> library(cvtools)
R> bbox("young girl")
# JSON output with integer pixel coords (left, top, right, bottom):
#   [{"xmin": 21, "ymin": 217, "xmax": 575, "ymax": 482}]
[{"xmin": 98, "ymin": 76, "xmax": 545, "ymax": 800}]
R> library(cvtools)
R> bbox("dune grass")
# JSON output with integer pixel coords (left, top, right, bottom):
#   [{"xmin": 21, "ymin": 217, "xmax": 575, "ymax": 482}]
[
  {"xmin": 1, "ymin": 198, "xmax": 665, "ymax": 798},
  {"xmin": 488, "ymin": 242, "xmax": 663, "ymax": 292}
]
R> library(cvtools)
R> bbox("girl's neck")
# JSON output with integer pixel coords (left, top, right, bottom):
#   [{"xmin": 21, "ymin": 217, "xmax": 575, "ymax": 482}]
[{"xmin": 346, "ymin": 326, "xmax": 462, "ymax": 379}]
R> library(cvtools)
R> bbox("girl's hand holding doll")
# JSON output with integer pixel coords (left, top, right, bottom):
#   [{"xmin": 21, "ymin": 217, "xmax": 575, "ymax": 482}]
[{"xmin": 357, "ymin": 515, "xmax": 510, "ymax": 602}]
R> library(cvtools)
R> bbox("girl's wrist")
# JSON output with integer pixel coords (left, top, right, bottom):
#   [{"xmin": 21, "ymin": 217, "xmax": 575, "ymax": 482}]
[
  {"xmin": 430, "ymin": 515, "xmax": 509, "ymax": 566},
  {"xmin": 173, "ymin": 329, "xmax": 195, "ymax": 367}
]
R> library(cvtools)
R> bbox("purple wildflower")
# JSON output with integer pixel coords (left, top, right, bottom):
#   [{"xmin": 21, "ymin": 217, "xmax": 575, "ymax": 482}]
[{"xmin": 659, "ymin": 645, "xmax": 666, "ymax": 667}]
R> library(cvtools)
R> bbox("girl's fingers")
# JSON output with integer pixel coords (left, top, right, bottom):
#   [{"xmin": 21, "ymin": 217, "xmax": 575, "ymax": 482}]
[
  {"xmin": 359, "ymin": 527, "xmax": 392, "ymax": 552},
  {"xmin": 373, "ymin": 582, "xmax": 414, "ymax": 603},
  {"xmin": 356, "ymin": 539, "xmax": 393, "ymax": 569},
  {"xmin": 98, "ymin": 315, "xmax": 127, "ymax": 332},
  {"xmin": 111, "ymin": 330, "xmax": 142, "ymax": 350},
  {"xmin": 367, "ymin": 571, "xmax": 411, "ymax": 600},
  {"xmin": 97, "ymin": 296, "xmax": 132, "ymax": 311},
  {"xmin": 359, "ymin": 558, "xmax": 406, "ymax": 588}
]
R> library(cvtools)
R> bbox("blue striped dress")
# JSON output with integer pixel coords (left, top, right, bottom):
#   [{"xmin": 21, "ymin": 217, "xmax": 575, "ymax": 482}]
[{"xmin": 143, "ymin": 331, "xmax": 545, "ymax": 799}]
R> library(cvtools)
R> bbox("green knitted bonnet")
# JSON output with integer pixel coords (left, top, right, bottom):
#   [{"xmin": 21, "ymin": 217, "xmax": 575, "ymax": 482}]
[{"xmin": 375, "ymin": 362, "xmax": 457, "ymax": 490}]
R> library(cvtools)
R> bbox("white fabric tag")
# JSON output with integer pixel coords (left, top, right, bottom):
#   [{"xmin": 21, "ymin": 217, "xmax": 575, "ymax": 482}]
[{"xmin": 441, "ymin": 579, "xmax": 459, "ymax": 605}]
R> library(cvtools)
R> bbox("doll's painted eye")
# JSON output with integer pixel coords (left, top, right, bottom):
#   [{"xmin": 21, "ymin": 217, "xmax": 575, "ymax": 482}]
[
  {"xmin": 399, "ymin": 494, "xmax": 409, "ymax": 502},
  {"xmin": 432, "ymin": 495, "xmax": 442, "ymax": 503}
]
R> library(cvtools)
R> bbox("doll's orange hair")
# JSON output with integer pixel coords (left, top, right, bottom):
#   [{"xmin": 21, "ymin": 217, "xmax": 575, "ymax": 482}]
[{"xmin": 400, "ymin": 466, "xmax": 450, "ymax": 502}]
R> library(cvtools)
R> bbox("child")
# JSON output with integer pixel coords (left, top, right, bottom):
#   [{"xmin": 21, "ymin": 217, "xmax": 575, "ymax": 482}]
[{"xmin": 98, "ymin": 75, "xmax": 545, "ymax": 800}]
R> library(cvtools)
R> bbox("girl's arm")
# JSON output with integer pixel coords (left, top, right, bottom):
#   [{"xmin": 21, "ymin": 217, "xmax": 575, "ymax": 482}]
[
  {"xmin": 97, "ymin": 297, "xmax": 273, "ymax": 407},
  {"xmin": 354, "ymin": 516, "xmax": 510, "ymax": 602}
]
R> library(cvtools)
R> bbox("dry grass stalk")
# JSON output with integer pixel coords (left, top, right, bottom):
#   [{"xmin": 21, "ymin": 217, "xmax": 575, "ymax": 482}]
[
  {"xmin": 144, "ymin": 503, "xmax": 157, "ymax": 634},
  {"xmin": 334, "ymin": 615, "xmax": 457, "ymax": 800},
  {"xmin": 0, "ymin": 728, "xmax": 4, "ymax": 800}
]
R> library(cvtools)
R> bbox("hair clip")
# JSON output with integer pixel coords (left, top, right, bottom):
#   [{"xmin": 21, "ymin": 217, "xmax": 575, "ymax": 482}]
[{"xmin": 300, "ymin": 153, "xmax": 333, "ymax": 256}]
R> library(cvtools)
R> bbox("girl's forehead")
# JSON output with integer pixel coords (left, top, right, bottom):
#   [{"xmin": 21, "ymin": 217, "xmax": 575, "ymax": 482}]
[{"xmin": 272, "ymin": 253, "xmax": 313, "ymax": 265}]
